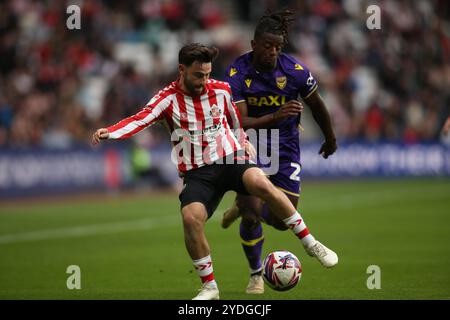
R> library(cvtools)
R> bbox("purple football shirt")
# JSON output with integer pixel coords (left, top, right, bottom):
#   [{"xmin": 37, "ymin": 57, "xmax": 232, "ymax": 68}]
[
  {"xmin": 225, "ymin": 52, "xmax": 317, "ymax": 133},
  {"xmin": 225, "ymin": 52, "xmax": 318, "ymax": 195}
]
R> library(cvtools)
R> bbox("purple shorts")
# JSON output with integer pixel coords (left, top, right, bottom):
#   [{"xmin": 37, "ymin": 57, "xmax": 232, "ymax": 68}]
[
  {"xmin": 257, "ymin": 138, "xmax": 301, "ymax": 198},
  {"xmin": 267, "ymin": 159, "xmax": 301, "ymax": 198}
]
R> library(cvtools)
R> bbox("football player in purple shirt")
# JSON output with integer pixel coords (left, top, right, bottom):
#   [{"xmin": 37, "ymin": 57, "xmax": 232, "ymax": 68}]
[{"xmin": 222, "ymin": 10, "xmax": 338, "ymax": 294}]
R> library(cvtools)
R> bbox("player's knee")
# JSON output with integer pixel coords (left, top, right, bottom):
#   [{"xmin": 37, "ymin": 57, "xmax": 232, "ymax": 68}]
[
  {"xmin": 181, "ymin": 205, "xmax": 205, "ymax": 229},
  {"xmin": 236, "ymin": 199, "xmax": 259, "ymax": 224},
  {"xmin": 240, "ymin": 211, "xmax": 259, "ymax": 226}
]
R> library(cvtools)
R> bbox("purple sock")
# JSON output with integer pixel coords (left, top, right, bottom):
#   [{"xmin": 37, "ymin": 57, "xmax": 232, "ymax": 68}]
[{"xmin": 240, "ymin": 219, "xmax": 264, "ymax": 273}]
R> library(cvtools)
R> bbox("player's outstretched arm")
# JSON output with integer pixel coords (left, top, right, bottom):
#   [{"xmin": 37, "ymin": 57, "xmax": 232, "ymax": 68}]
[
  {"xmin": 91, "ymin": 128, "xmax": 109, "ymax": 146},
  {"xmin": 91, "ymin": 97, "xmax": 168, "ymax": 146},
  {"xmin": 304, "ymin": 90, "xmax": 337, "ymax": 159}
]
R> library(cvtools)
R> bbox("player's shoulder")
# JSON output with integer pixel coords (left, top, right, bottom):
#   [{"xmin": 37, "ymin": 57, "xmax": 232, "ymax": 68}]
[
  {"xmin": 279, "ymin": 53, "xmax": 310, "ymax": 73},
  {"xmin": 157, "ymin": 82, "xmax": 178, "ymax": 97},
  {"xmin": 208, "ymin": 79, "xmax": 231, "ymax": 91},
  {"xmin": 147, "ymin": 82, "xmax": 177, "ymax": 106},
  {"xmin": 226, "ymin": 51, "xmax": 252, "ymax": 79}
]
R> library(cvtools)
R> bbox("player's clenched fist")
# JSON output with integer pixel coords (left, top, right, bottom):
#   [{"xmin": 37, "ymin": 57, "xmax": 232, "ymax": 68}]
[
  {"xmin": 273, "ymin": 100, "xmax": 304, "ymax": 121},
  {"xmin": 319, "ymin": 138, "xmax": 337, "ymax": 159},
  {"xmin": 92, "ymin": 128, "xmax": 109, "ymax": 145}
]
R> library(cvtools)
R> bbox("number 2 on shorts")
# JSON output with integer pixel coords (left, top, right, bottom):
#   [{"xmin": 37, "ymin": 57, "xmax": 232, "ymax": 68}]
[{"xmin": 289, "ymin": 162, "xmax": 301, "ymax": 181}]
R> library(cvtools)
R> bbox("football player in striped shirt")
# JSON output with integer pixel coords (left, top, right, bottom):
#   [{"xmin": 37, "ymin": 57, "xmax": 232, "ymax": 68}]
[
  {"xmin": 222, "ymin": 11, "xmax": 338, "ymax": 294},
  {"xmin": 92, "ymin": 43, "xmax": 337, "ymax": 300}
]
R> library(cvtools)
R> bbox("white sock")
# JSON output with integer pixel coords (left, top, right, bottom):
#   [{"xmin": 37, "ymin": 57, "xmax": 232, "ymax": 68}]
[
  {"xmin": 283, "ymin": 211, "xmax": 316, "ymax": 248},
  {"xmin": 192, "ymin": 255, "xmax": 217, "ymax": 287}
]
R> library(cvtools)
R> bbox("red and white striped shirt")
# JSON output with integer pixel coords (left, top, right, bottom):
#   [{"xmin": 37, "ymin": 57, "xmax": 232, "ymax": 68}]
[{"xmin": 106, "ymin": 79, "xmax": 247, "ymax": 173}]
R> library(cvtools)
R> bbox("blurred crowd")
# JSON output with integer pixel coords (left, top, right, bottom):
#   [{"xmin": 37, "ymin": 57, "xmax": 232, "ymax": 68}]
[{"xmin": 0, "ymin": 0, "xmax": 449, "ymax": 149}]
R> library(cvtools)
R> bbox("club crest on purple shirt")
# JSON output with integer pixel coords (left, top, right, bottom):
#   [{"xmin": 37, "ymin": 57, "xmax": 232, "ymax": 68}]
[{"xmin": 276, "ymin": 76, "xmax": 287, "ymax": 89}]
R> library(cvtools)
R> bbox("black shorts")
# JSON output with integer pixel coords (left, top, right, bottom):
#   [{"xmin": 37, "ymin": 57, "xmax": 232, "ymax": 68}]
[{"xmin": 179, "ymin": 159, "xmax": 257, "ymax": 218}]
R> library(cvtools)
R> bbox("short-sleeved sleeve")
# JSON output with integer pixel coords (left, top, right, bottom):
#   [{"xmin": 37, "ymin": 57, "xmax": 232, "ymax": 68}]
[
  {"xmin": 294, "ymin": 62, "xmax": 318, "ymax": 99},
  {"xmin": 224, "ymin": 64, "xmax": 245, "ymax": 103}
]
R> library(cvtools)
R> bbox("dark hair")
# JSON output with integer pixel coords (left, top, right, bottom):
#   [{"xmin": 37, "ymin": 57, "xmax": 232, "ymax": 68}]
[
  {"xmin": 254, "ymin": 10, "xmax": 295, "ymax": 44},
  {"xmin": 178, "ymin": 43, "xmax": 219, "ymax": 66}
]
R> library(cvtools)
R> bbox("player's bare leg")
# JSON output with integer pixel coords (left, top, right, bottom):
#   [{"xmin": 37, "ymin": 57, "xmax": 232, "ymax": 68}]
[
  {"xmin": 181, "ymin": 202, "xmax": 219, "ymax": 300},
  {"xmin": 259, "ymin": 193, "xmax": 298, "ymax": 230},
  {"xmin": 242, "ymin": 168, "xmax": 296, "ymax": 219},
  {"xmin": 221, "ymin": 199, "xmax": 241, "ymax": 229},
  {"xmin": 223, "ymin": 193, "xmax": 296, "ymax": 230},
  {"xmin": 242, "ymin": 167, "xmax": 338, "ymax": 268}
]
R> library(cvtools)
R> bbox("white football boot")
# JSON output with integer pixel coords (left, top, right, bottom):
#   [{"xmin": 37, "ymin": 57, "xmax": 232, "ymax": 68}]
[
  {"xmin": 192, "ymin": 282, "xmax": 220, "ymax": 300},
  {"xmin": 246, "ymin": 274, "xmax": 264, "ymax": 294},
  {"xmin": 306, "ymin": 241, "xmax": 338, "ymax": 268}
]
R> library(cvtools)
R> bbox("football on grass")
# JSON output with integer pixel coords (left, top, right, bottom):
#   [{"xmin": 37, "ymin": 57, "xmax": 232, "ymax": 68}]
[{"xmin": 262, "ymin": 250, "xmax": 302, "ymax": 291}]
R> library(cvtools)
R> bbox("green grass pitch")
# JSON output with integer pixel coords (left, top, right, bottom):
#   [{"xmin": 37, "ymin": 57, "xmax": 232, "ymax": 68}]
[{"xmin": 0, "ymin": 178, "xmax": 449, "ymax": 300}]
